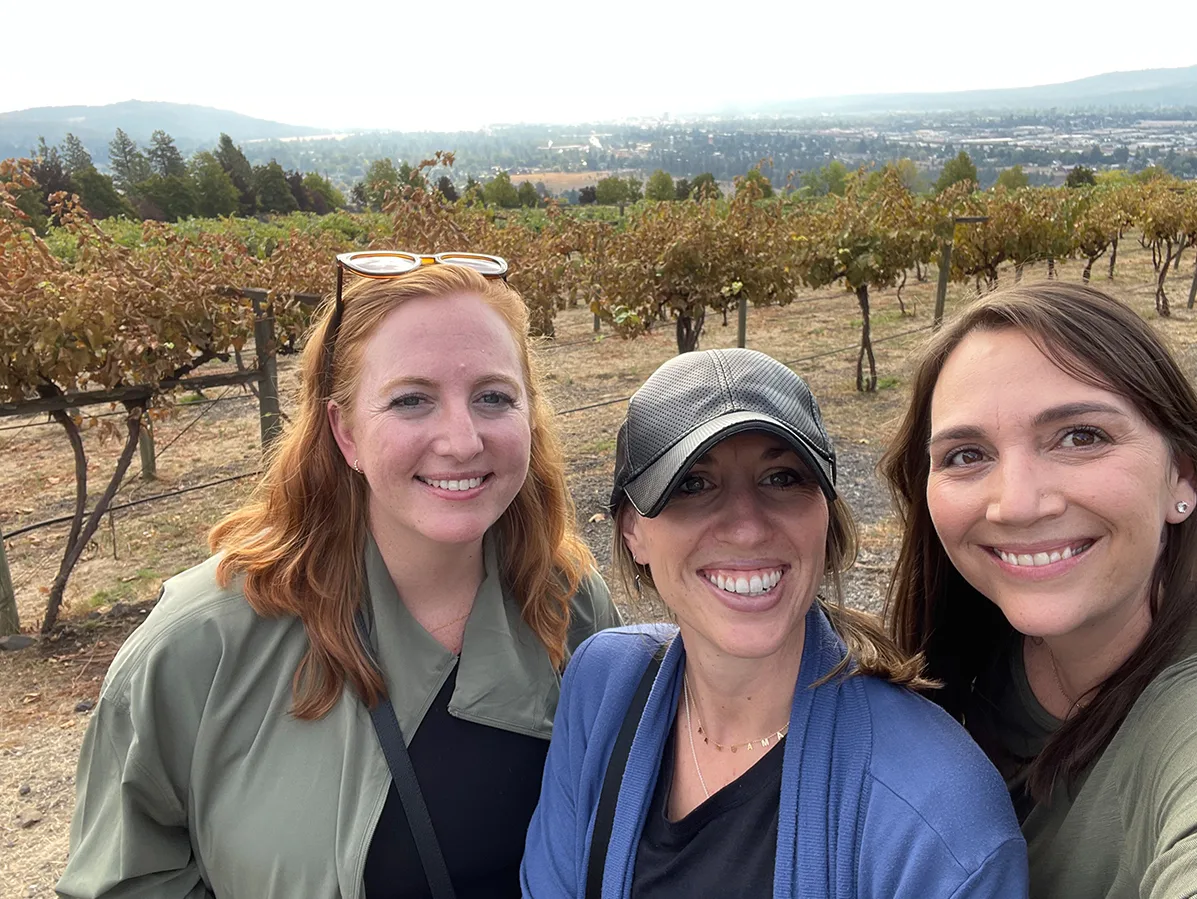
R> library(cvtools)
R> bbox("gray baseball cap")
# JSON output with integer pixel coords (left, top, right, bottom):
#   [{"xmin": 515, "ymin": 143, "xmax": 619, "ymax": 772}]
[{"xmin": 610, "ymin": 348, "xmax": 837, "ymax": 518}]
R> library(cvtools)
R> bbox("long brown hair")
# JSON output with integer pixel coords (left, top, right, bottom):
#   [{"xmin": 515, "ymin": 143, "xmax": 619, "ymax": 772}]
[
  {"xmin": 211, "ymin": 265, "xmax": 595, "ymax": 719},
  {"xmin": 613, "ymin": 491, "xmax": 930, "ymax": 687},
  {"xmin": 883, "ymin": 281, "xmax": 1197, "ymax": 801}
]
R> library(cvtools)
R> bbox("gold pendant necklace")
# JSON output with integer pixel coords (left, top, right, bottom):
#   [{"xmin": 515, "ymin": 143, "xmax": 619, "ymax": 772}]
[{"xmin": 682, "ymin": 672, "xmax": 789, "ymax": 801}]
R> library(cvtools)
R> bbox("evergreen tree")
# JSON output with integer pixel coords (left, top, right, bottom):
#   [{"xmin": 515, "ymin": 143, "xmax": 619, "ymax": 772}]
[
  {"xmin": 135, "ymin": 174, "xmax": 199, "ymax": 222},
  {"xmin": 60, "ymin": 133, "xmax": 93, "ymax": 174},
  {"xmin": 1065, "ymin": 165, "xmax": 1098, "ymax": 188},
  {"xmin": 435, "ymin": 175, "xmax": 459, "ymax": 202},
  {"xmin": 214, "ymin": 133, "xmax": 255, "ymax": 214},
  {"xmin": 674, "ymin": 177, "xmax": 691, "ymax": 200},
  {"xmin": 578, "ymin": 185, "xmax": 597, "ymax": 205},
  {"xmin": 147, "ymin": 130, "xmax": 187, "ymax": 178},
  {"xmin": 107, "ymin": 128, "xmax": 152, "ymax": 191}
]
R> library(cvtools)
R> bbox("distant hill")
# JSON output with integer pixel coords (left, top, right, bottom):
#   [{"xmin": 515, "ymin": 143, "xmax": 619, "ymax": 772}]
[
  {"xmin": 0, "ymin": 100, "xmax": 324, "ymax": 160},
  {"xmin": 746, "ymin": 65, "xmax": 1197, "ymax": 116}
]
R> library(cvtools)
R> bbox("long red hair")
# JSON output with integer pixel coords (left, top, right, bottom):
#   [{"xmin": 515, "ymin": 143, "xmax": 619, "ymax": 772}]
[{"xmin": 210, "ymin": 265, "xmax": 595, "ymax": 719}]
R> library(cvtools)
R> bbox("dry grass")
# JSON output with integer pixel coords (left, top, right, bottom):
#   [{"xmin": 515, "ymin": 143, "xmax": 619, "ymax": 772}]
[{"xmin": 2, "ymin": 245, "xmax": 1195, "ymax": 895}]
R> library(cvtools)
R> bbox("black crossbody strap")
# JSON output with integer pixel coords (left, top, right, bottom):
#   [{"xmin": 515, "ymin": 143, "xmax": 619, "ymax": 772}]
[
  {"xmin": 356, "ymin": 610, "xmax": 457, "ymax": 899},
  {"xmin": 585, "ymin": 647, "xmax": 665, "ymax": 899}
]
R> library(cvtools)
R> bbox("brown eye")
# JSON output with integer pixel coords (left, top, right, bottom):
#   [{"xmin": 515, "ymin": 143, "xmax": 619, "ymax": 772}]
[
  {"xmin": 944, "ymin": 447, "xmax": 986, "ymax": 467},
  {"xmin": 1060, "ymin": 427, "xmax": 1105, "ymax": 449}
]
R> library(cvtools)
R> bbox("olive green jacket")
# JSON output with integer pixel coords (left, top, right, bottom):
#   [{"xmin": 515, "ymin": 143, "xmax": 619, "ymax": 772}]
[{"xmin": 56, "ymin": 536, "xmax": 619, "ymax": 899}]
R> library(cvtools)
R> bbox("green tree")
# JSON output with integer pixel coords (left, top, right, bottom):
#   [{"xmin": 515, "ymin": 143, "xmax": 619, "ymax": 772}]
[
  {"xmin": 253, "ymin": 161, "xmax": 299, "ymax": 214},
  {"xmin": 736, "ymin": 167, "xmax": 773, "ymax": 199},
  {"xmin": 798, "ymin": 161, "xmax": 848, "ymax": 197},
  {"xmin": 483, "ymin": 171, "xmax": 520, "ymax": 208},
  {"xmin": 517, "ymin": 179, "xmax": 540, "ymax": 208},
  {"xmin": 134, "ymin": 174, "xmax": 199, "ymax": 221},
  {"xmin": 435, "ymin": 175, "xmax": 458, "ymax": 203},
  {"xmin": 674, "ymin": 177, "xmax": 691, "ymax": 200},
  {"xmin": 60, "ymin": 133, "xmax": 92, "ymax": 174},
  {"xmin": 303, "ymin": 172, "xmax": 345, "ymax": 213},
  {"xmin": 595, "ymin": 175, "xmax": 627, "ymax": 206},
  {"xmin": 463, "ymin": 175, "xmax": 484, "ymax": 205},
  {"xmin": 689, "ymin": 172, "xmax": 722, "ymax": 200},
  {"xmin": 190, "ymin": 151, "xmax": 240, "ymax": 217},
  {"xmin": 578, "ymin": 185, "xmax": 597, "ymax": 205},
  {"xmin": 356, "ymin": 158, "xmax": 400, "ymax": 211},
  {"xmin": 645, "ymin": 169, "xmax": 676, "ymax": 201},
  {"xmin": 107, "ymin": 128, "xmax": 152, "ymax": 191},
  {"xmin": 624, "ymin": 176, "xmax": 643, "ymax": 203},
  {"xmin": 147, "ymin": 130, "xmax": 187, "ymax": 178},
  {"xmin": 73, "ymin": 166, "xmax": 136, "ymax": 219},
  {"xmin": 1065, "ymin": 165, "xmax": 1097, "ymax": 188},
  {"xmin": 936, "ymin": 151, "xmax": 978, "ymax": 193},
  {"xmin": 995, "ymin": 165, "xmax": 1029, "ymax": 190},
  {"xmin": 214, "ymin": 133, "xmax": 255, "ymax": 214}
]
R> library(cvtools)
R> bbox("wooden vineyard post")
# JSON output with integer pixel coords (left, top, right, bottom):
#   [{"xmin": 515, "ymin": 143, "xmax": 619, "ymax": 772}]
[
  {"xmin": 138, "ymin": 408, "xmax": 156, "ymax": 480},
  {"xmin": 737, "ymin": 294, "xmax": 748, "ymax": 348},
  {"xmin": 594, "ymin": 313, "xmax": 601, "ymax": 334},
  {"xmin": 934, "ymin": 216, "xmax": 989, "ymax": 330},
  {"xmin": 934, "ymin": 240, "xmax": 952, "ymax": 331},
  {"xmin": 0, "ymin": 530, "xmax": 17, "ymax": 636},
  {"xmin": 247, "ymin": 289, "xmax": 282, "ymax": 448}
]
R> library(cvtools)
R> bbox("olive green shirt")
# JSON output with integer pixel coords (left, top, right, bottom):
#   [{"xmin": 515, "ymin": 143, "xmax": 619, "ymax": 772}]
[
  {"xmin": 56, "ymin": 535, "xmax": 619, "ymax": 899},
  {"xmin": 966, "ymin": 627, "xmax": 1197, "ymax": 899}
]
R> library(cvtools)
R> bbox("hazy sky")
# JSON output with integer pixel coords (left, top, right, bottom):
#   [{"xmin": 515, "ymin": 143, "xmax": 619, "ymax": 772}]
[{"xmin": 4, "ymin": 0, "xmax": 1195, "ymax": 131}]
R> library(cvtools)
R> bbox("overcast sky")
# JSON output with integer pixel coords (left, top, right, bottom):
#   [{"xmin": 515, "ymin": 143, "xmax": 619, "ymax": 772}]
[{"xmin": 4, "ymin": 0, "xmax": 1195, "ymax": 131}]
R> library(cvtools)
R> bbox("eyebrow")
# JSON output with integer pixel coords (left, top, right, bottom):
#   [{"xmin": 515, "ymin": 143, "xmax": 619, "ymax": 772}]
[
  {"xmin": 378, "ymin": 374, "xmax": 523, "ymax": 394},
  {"xmin": 929, "ymin": 401, "xmax": 1130, "ymax": 446}
]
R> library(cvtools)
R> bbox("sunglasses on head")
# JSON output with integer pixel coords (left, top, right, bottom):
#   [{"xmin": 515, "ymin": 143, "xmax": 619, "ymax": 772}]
[{"xmin": 322, "ymin": 250, "xmax": 509, "ymax": 393}]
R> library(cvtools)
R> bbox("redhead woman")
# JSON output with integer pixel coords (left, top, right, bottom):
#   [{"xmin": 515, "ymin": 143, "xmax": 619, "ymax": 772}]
[
  {"xmin": 883, "ymin": 282, "xmax": 1197, "ymax": 898},
  {"xmin": 57, "ymin": 254, "xmax": 620, "ymax": 899},
  {"xmin": 522, "ymin": 347, "xmax": 1027, "ymax": 898}
]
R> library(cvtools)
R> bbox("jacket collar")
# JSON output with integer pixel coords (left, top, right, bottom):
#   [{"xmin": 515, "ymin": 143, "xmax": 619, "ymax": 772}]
[{"xmin": 362, "ymin": 532, "xmax": 560, "ymax": 742}]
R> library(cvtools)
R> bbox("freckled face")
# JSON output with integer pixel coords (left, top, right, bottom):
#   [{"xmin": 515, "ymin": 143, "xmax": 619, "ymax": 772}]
[
  {"xmin": 926, "ymin": 329, "xmax": 1195, "ymax": 641},
  {"xmin": 329, "ymin": 292, "xmax": 532, "ymax": 553},
  {"xmin": 621, "ymin": 432, "xmax": 829, "ymax": 662}
]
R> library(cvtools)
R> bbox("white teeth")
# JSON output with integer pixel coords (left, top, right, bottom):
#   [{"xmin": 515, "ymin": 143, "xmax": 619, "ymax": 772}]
[
  {"xmin": 422, "ymin": 477, "xmax": 484, "ymax": 491},
  {"xmin": 997, "ymin": 543, "xmax": 1091, "ymax": 567},
  {"xmin": 703, "ymin": 569, "xmax": 784, "ymax": 596}
]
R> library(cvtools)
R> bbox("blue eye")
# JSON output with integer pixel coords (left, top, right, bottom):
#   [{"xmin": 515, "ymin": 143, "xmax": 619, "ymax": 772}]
[
  {"xmin": 391, "ymin": 394, "xmax": 425, "ymax": 408},
  {"xmin": 478, "ymin": 391, "xmax": 516, "ymax": 407}
]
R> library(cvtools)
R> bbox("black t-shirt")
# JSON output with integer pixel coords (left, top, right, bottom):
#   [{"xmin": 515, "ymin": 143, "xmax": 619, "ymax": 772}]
[
  {"xmin": 631, "ymin": 726, "xmax": 785, "ymax": 898},
  {"xmin": 363, "ymin": 665, "xmax": 549, "ymax": 898}
]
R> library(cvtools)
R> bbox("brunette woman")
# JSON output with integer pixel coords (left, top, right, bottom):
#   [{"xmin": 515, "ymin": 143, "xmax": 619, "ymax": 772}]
[
  {"xmin": 884, "ymin": 281, "xmax": 1197, "ymax": 898},
  {"xmin": 57, "ymin": 255, "xmax": 619, "ymax": 899}
]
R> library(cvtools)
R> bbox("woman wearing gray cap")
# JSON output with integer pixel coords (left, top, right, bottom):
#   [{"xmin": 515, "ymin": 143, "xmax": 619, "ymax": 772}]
[{"xmin": 521, "ymin": 347, "xmax": 1027, "ymax": 898}]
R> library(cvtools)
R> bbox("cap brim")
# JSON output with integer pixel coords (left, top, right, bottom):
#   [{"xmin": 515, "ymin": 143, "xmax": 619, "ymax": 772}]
[{"xmin": 621, "ymin": 411, "xmax": 836, "ymax": 518}]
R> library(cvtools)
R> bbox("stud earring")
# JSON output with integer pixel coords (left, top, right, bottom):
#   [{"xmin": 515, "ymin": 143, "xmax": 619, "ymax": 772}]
[
  {"xmin": 1179, "ymin": 501, "xmax": 1191, "ymax": 514},
  {"xmin": 353, "ymin": 459, "xmax": 361, "ymax": 474}
]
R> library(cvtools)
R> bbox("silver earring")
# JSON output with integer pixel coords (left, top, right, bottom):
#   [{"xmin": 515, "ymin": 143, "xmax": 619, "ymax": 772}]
[
  {"xmin": 1179, "ymin": 501, "xmax": 1191, "ymax": 514},
  {"xmin": 634, "ymin": 574, "xmax": 642, "ymax": 598},
  {"xmin": 353, "ymin": 459, "xmax": 361, "ymax": 474}
]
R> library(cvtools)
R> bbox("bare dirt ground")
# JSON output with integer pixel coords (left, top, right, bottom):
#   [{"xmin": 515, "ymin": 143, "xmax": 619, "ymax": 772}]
[{"xmin": 3, "ymin": 248, "xmax": 1196, "ymax": 896}]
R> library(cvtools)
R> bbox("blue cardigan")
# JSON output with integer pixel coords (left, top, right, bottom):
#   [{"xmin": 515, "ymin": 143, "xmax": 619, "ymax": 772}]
[{"xmin": 521, "ymin": 606, "xmax": 1028, "ymax": 898}]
